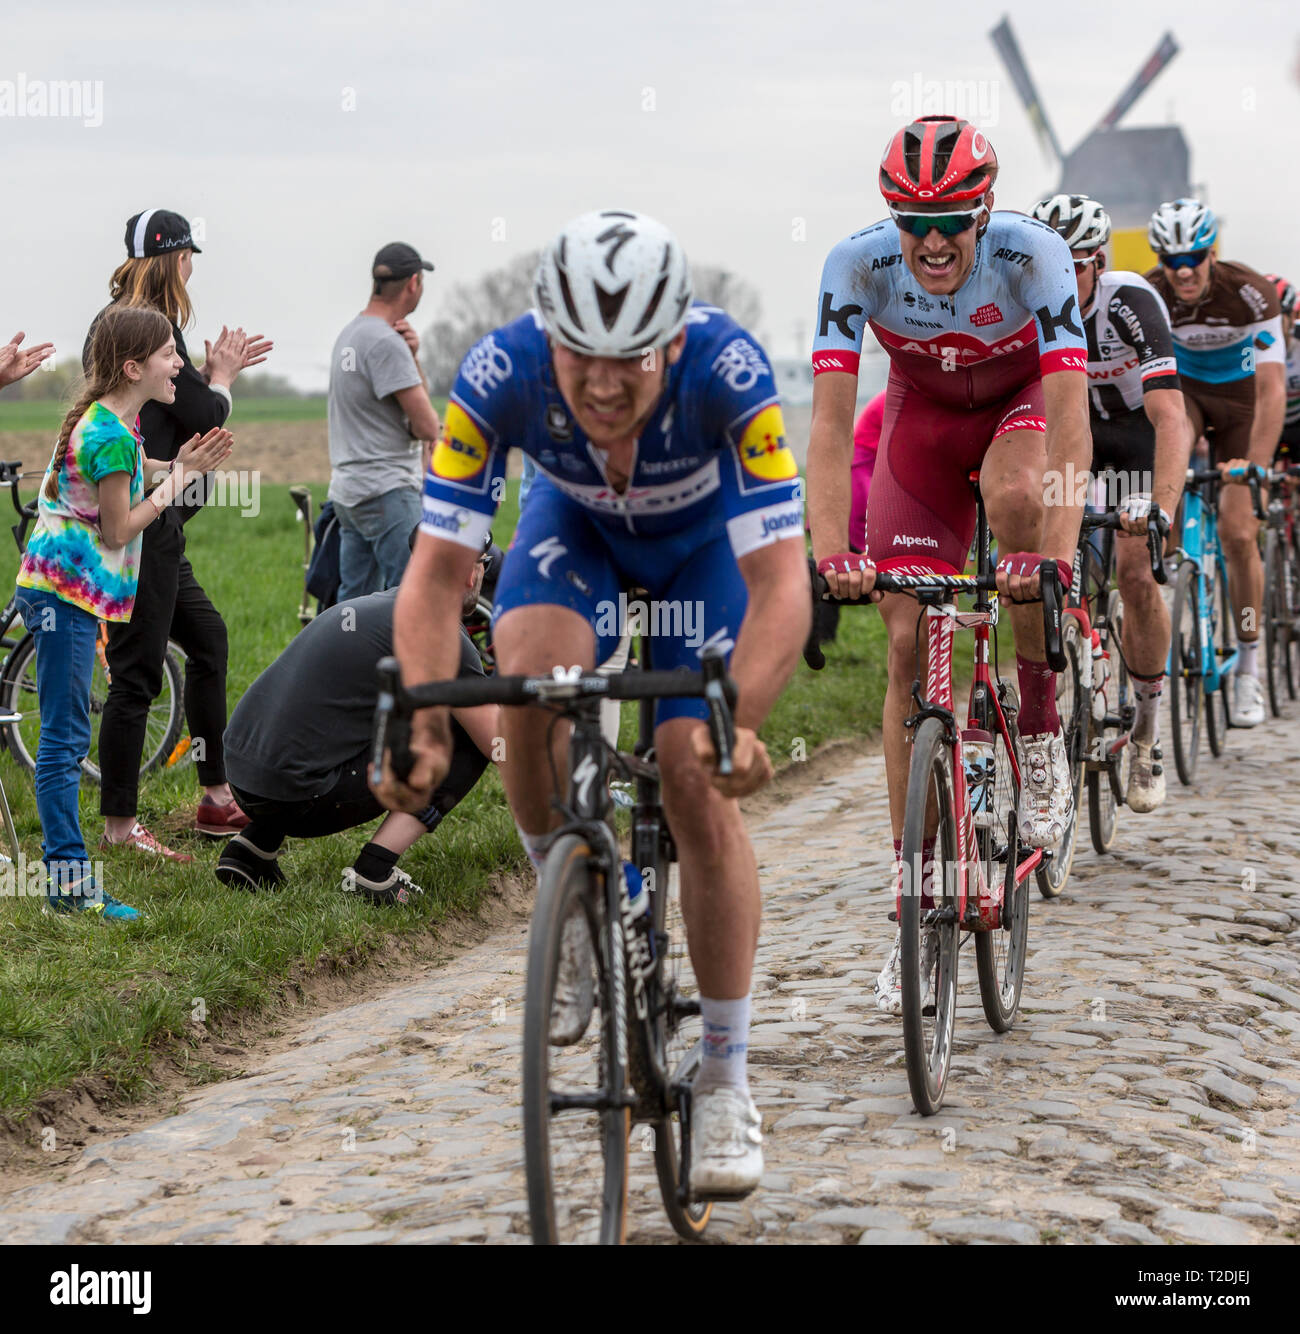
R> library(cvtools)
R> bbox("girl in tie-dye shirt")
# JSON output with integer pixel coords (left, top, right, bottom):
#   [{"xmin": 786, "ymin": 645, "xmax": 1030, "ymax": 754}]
[{"xmin": 15, "ymin": 305, "xmax": 232, "ymax": 920}]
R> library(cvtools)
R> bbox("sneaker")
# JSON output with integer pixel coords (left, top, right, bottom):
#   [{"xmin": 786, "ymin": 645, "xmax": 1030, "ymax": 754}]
[
  {"xmin": 216, "ymin": 834, "xmax": 286, "ymax": 891},
  {"xmin": 690, "ymin": 1086, "xmax": 763, "ymax": 1200},
  {"xmin": 549, "ymin": 908, "xmax": 596, "ymax": 1046},
  {"xmin": 195, "ymin": 797, "xmax": 250, "ymax": 837},
  {"xmin": 874, "ymin": 926, "xmax": 937, "ymax": 1016},
  {"xmin": 100, "ymin": 822, "xmax": 192, "ymax": 864},
  {"xmin": 1127, "ymin": 740, "xmax": 1166, "ymax": 813},
  {"xmin": 1232, "ymin": 673, "xmax": 1265, "ymax": 728},
  {"xmin": 1015, "ymin": 731, "xmax": 1074, "ymax": 848},
  {"xmin": 342, "ymin": 864, "xmax": 422, "ymax": 906},
  {"xmin": 45, "ymin": 889, "xmax": 141, "ymax": 922}
]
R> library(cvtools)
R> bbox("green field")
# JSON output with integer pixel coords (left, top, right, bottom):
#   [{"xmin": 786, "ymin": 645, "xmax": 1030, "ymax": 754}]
[
  {"xmin": 0, "ymin": 396, "xmax": 329, "ymax": 435},
  {"xmin": 0, "ymin": 478, "xmax": 887, "ymax": 1120}
]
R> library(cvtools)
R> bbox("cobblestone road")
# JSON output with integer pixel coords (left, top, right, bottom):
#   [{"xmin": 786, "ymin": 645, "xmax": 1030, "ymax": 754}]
[{"xmin": 3, "ymin": 707, "xmax": 1299, "ymax": 1245}]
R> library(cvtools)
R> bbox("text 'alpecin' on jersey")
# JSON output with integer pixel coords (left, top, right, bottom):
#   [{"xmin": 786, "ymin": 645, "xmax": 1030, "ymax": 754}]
[
  {"xmin": 812, "ymin": 211, "xmax": 1087, "ymax": 408},
  {"xmin": 422, "ymin": 305, "xmax": 803, "ymax": 567},
  {"xmin": 1083, "ymin": 270, "xmax": 1180, "ymax": 420}
]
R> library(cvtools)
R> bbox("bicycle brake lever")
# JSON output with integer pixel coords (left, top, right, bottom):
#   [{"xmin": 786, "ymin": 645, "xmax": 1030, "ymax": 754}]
[
  {"xmin": 700, "ymin": 648, "xmax": 736, "ymax": 778},
  {"xmin": 1147, "ymin": 512, "xmax": 1169, "ymax": 585}
]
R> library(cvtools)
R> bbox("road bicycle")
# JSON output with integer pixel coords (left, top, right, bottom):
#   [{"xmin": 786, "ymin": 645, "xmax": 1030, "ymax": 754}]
[
  {"xmin": 1042, "ymin": 503, "xmax": 1168, "ymax": 892},
  {"xmin": 1167, "ymin": 466, "xmax": 1247, "ymax": 784},
  {"xmin": 1257, "ymin": 460, "xmax": 1300, "ymax": 716},
  {"xmin": 373, "ymin": 638, "xmax": 737, "ymax": 1244},
  {"xmin": 809, "ymin": 474, "xmax": 1062, "ymax": 1115},
  {"xmin": 0, "ymin": 460, "xmax": 187, "ymax": 783}
]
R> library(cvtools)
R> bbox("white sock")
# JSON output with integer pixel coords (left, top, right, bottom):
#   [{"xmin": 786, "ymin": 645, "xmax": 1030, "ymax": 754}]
[
  {"xmin": 696, "ymin": 995, "xmax": 751, "ymax": 1094},
  {"xmin": 1133, "ymin": 675, "xmax": 1163, "ymax": 743},
  {"xmin": 516, "ymin": 827, "xmax": 547, "ymax": 876},
  {"xmin": 1237, "ymin": 639, "xmax": 1258, "ymax": 678}
]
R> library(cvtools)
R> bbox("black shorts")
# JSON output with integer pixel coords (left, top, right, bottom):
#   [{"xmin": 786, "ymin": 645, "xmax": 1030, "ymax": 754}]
[
  {"xmin": 1278, "ymin": 420, "xmax": 1300, "ymax": 460},
  {"xmin": 1091, "ymin": 409, "xmax": 1156, "ymax": 478}
]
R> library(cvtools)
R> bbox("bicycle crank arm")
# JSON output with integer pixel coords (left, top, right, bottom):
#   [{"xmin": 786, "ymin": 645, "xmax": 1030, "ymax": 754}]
[{"xmin": 549, "ymin": 1090, "xmax": 637, "ymax": 1113}]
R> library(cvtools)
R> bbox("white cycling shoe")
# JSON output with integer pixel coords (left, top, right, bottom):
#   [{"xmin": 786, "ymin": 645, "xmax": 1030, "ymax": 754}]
[
  {"xmin": 690, "ymin": 1085, "xmax": 763, "ymax": 1200},
  {"xmin": 874, "ymin": 926, "xmax": 937, "ymax": 1015},
  {"xmin": 549, "ymin": 909, "xmax": 596, "ymax": 1046},
  {"xmin": 1015, "ymin": 730, "xmax": 1074, "ymax": 847},
  {"xmin": 1232, "ymin": 673, "xmax": 1265, "ymax": 728},
  {"xmin": 1127, "ymin": 739, "xmax": 1166, "ymax": 813}
]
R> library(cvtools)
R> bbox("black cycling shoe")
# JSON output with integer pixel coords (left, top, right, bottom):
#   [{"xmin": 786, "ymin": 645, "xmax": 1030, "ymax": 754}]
[{"xmin": 215, "ymin": 835, "xmax": 286, "ymax": 891}]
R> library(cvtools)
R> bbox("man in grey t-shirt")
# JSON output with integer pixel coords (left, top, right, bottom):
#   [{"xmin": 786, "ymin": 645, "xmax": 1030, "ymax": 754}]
[{"xmin": 328, "ymin": 241, "xmax": 443, "ymax": 599}]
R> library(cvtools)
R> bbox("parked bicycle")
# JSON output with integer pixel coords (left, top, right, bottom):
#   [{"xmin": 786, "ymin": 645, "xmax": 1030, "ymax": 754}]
[
  {"xmin": 0, "ymin": 460, "xmax": 187, "ymax": 782},
  {"xmin": 808, "ymin": 473, "xmax": 1062, "ymax": 1116},
  {"xmin": 372, "ymin": 637, "xmax": 737, "ymax": 1244}
]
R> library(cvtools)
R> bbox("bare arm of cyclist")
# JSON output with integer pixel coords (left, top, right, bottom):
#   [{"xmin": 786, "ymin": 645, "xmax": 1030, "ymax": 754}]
[
  {"xmin": 807, "ymin": 370, "xmax": 867, "ymax": 597},
  {"xmin": 1249, "ymin": 361, "xmax": 1286, "ymax": 462},
  {"xmin": 1133, "ymin": 386, "xmax": 1192, "ymax": 533},
  {"xmin": 1038, "ymin": 368, "xmax": 1092, "ymax": 574}
]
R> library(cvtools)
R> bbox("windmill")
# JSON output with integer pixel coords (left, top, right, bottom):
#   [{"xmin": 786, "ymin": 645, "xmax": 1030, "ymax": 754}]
[{"xmin": 990, "ymin": 17, "xmax": 1192, "ymax": 273}]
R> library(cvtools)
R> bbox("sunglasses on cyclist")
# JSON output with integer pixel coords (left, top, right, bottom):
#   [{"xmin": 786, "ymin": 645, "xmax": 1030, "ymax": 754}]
[
  {"xmin": 1072, "ymin": 252, "xmax": 1101, "ymax": 272},
  {"xmin": 1160, "ymin": 250, "xmax": 1210, "ymax": 271},
  {"xmin": 889, "ymin": 205, "xmax": 984, "ymax": 239}
]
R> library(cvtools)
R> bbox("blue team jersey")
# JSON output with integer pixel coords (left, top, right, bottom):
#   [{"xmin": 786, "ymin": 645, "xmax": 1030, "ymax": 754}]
[{"xmin": 421, "ymin": 305, "xmax": 803, "ymax": 567}]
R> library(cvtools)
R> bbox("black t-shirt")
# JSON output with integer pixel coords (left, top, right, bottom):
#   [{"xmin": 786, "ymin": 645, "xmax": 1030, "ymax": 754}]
[{"xmin": 224, "ymin": 587, "xmax": 484, "ymax": 801}]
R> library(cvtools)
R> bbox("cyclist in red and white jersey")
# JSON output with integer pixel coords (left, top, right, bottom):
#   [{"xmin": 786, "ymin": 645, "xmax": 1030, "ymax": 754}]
[
  {"xmin": 807, "ymin": 115, "xmax": 1091, "ymax": 1013},
  {"xmin": 1032, "ymin": 194, "xmax": 1189, "ymax": 814}
]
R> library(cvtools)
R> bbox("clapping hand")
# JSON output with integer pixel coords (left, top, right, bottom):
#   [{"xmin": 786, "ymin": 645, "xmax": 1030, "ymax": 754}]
[{"xmin": 0, "ymin": 332, "xmax": 55, "ymax": 389}]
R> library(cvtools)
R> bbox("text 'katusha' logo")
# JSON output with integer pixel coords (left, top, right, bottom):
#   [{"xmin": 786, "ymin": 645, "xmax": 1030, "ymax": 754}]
[
  {"xmin": 739, "ymin": 406, "xmax": 797, "ymax": 482},
  {"xmin": 970, "ymin": 302, "xmax": 1004, "ymax": 327}
]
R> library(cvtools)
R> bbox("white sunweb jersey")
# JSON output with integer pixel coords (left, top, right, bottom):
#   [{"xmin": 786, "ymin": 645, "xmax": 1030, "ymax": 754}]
[{"xmin": 1083, "ymin": 270, "xmax": 1181, "ymax": 420}]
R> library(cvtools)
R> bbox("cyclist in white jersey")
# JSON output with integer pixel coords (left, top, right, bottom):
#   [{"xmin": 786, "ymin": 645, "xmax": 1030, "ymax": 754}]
[{"xmin": 1032, "ymin": 196, "xmax": 1190, "ymax": 812}]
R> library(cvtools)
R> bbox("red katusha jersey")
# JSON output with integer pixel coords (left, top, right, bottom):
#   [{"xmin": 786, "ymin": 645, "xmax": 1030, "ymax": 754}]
[{"xmin": 812, "ymin": 211, "xmax": 1087, "ymax": 409}]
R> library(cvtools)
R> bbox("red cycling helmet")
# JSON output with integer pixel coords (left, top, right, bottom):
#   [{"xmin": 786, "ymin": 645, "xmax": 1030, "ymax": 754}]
[
  {"xmin": 879, "ymin": 115, "xmax": 998, "ymax": 205},
  {"xmin": 1264, "ymin": 273, "xmax": 1296, "ymax": 318}
]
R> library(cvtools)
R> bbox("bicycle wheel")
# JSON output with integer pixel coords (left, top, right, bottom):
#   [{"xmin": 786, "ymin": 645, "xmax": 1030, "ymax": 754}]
[
  {"xmin": 1088, "ymin": 590, "xmax": 1131, "ymax": 854},
  {"xmin": 523, "ymin": 834, "xmax": 628, "ymax": 1245},
  {"xmin": 1168, "ymin": 561, "xmax": 1203, "ymax": 785},
  {"xmin": 899, "ymin": 717, "xmax": 960, "ymax": 1117},
  {"xmin": 1285, "ymin": 523, "xmax": 1300, "ymax": 700},
  {"xmin": 1, "ymin": 633, "xmax": 185, "ymax": 783},
  {"xmin": 975, "ymin": 683, "xmax": 1029, "ymax": 1032},
  {"xmin": 1263, "ymin": 529, "xmax": 1288, "ymax": 717},
  {"xmin": 644, "ymin": 861, "xmax": 712, "ymax": 1241},
  {"xmin": 1206, "ymin": 556, "xmax": 1233, "ymax": 755},
  {"xmin": 1037, "ymin": 618, "xmax": 1084, "ymax": 899}
]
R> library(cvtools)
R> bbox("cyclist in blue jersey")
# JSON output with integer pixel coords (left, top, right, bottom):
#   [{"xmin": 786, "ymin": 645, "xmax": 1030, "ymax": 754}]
[{"xmin": 375, "ymin": 210, "xmax": 811, "ymax": 1200}]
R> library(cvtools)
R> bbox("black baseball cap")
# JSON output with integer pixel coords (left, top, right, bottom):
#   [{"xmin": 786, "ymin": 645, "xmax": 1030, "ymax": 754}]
[
  {"xmin": 372, "ymin": 242, "xmax": 434, "ymax": 281},
  {"xmin": 125, "ymin": 209, "xmax": 202, "ymax": 258}
]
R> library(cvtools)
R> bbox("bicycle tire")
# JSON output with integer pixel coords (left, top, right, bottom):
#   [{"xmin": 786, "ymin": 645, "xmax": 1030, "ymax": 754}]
[
  {"xmin": 1286, "ymin": 524, "xmax": 1300, "ymax": 700},
  {"xmin": 1263, "ymin": 529, "xmax": 1286, "ymax": 717},
  {"xmin": 626, "ymin": 840, "xmax": 711, "ymax": 1241},
  {"xmin": 1, "ymin": 634, "xmax": 185, "ymax": 783},
  {"xmin": 1206, "ymin": 556, "xmax": 1233, "ymax": 755},
  {"xmin": 899, "ymin": 717, "xmax": 960, "ymax": 1117},
  {"xmin": 1168, "ymin": 561, "xmax": 1203, "ymax": 785},
  {"xmin": 975, "ymin": 683, "xmax": 1029, "ymax": 1032},
  {"xmin": 1088, "ymin": 590, "xmax": 1130, "ymax": 853},
  {"xmin": 1037, "ymin": 619, "xmax": 1083, "ymax": 899},
  {"xmin": 523, "ymin": 834, "xmax": 628, "ymax": 1245}
]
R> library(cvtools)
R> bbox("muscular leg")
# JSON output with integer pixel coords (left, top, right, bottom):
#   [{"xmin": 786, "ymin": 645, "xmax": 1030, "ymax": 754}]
[
  {"xmin": 878, "ymin": 591, "xmax": 926, "ymax": 839},
  {"xmin": 1116, "ymin": 531, "xmax": 1171, "ymax": 677},
  {"xmin": 980, "ymin": 427, "xmax": 1050, "ymax": 660},
  {"xmin": 492, "ymin": 605, "xmax": 595, "ymax": 836},
  {"xmin": 656, "ymin": 719, "xmax": 759, "ymax": 1000},
  {"xmin": 1219, "ymin": 477, "xmax": 1264, "ymax": 651}
]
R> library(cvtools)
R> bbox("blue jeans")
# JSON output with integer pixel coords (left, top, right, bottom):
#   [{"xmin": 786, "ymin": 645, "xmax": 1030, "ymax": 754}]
[
  {"xmin": 334, "ymin": 486, "xmax": 421, "ymax": 601},
  {"xmin": 15, "ymin": 588, "xmax": 97, "ymax": 895}
]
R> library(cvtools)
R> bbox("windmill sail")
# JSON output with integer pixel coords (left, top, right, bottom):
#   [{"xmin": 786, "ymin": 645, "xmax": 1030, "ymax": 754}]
[
  {"xmin": 1090, "ymin": 32, "xmax": 1179, "ymax": 135},
  {"xmin": 988, "ymin": 16, "xmax": 1064, "ymax": 163}
]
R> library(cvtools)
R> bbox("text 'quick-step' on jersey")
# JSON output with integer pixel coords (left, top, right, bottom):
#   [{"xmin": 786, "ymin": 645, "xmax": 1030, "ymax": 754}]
[
  {"xmin": 421, "ymin": 304, "xmax": 803, "ymax": 572},
  {"xmin": 1082, "ymin": 270, "xmax": 1181, "ymax": 420},
  {"xmin": 811, "ymin": 211, "xmax": 1087, "ymax": 407}
]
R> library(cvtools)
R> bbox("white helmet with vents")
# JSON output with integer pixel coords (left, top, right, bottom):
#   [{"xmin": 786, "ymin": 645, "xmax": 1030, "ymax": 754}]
[
  {"xmin": 1031, "ymin": 194, "xmax": 1111, "ymax": 254},
  {"xmin": 534, "ymin": 210, "xmax": 693, "ymax": 357},
  {"xmin": 1148, "ymin": 198, "xmax": 1218, "ymax": 255}
]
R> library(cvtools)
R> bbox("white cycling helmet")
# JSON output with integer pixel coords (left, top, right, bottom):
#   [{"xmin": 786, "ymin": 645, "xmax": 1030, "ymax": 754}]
[
  {"xmin": 1148, "ymin": 198, "xmax": 1218, "ymax": 255},
  {"xmin": 534, "ymin": 209, "xmax": 693, "ymax": 357},
  {"xmin": 1031, "ymin": 194, "xmax": 1111, "ymax": 254}
]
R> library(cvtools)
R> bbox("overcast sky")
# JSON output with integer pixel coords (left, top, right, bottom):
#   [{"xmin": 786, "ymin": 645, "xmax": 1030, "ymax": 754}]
[{"xmin": 5, "ymin": 1, "xmax": 1298, "ymax": 390}]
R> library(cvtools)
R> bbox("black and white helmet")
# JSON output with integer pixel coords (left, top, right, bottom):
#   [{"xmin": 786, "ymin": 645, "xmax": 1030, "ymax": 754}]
[
  {"xmin": 1148, "ymin": 198, "xmax": 1218, "ymax": 255},
  {"xmin": 1031, "ymin": 194, "xmax": 1111, "ymax": 254},
  {"xmin": 534, "ymin": 210, "xmax": 693, "ymax": 357}
]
